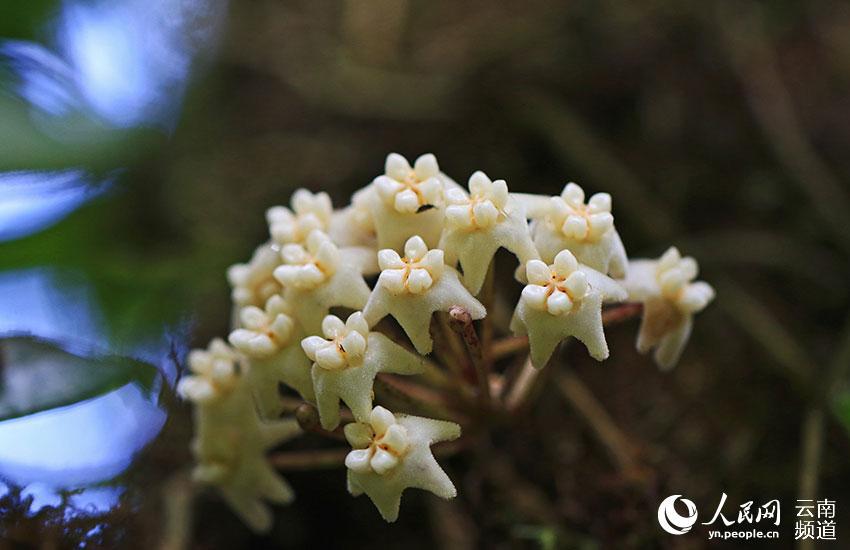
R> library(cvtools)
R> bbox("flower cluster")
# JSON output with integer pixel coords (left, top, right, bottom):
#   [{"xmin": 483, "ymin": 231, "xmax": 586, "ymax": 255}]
[{"xmin": 181, "ymin": 153, "xmax": 715, "ymax": 530}]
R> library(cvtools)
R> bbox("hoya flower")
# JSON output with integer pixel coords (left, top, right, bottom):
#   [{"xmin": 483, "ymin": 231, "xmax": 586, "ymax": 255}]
[
  {"xmin": 178, "ymin": 340, "xmax": 302, "ymax": 533},
  {"xmin": 363, "ymin": 235, "xmax": 486, "ymax": 354},
  {"xmin": 301, "ymin": 312, "xmax": 424, "ymax": 430},
  {"xmin": 510, "ymin": 250, "xmax": 627, "ymax": 367},
  {"xmin": 229, "ymin": 295, "xmax": 296, "ymax": 358},
  {"xmin": 344, "ymin": 406, "xmax": 460, "ymax": 522},
  {"xmin": 227, "ymin": 243, "xmax": 282, "ymax": 308},
  {"xmin": 366, "ymin": 153, "xmax": 446, "ymax": 250},
  {"xmin": 531, "ymin": 182, "xmax": 628, "ymax": 278},
  {"xmin": 328, "ymin": 187, "xmax": 378, "ymax": 248},
  {"xmin": 266, "ymin": 189, "xmax": 332, "ymax": 245},
  {"xmin": 439, "ymin": 171, "xmax": 539, "ymax": 294},
  {"xmin": 228, "ymin": 295, "xmax": 314, "ymax": 415},
  {"xmin": 273, "ymin": 230, "xmax": 371, "ymax": 333},
  {"xmin": 177, "ymin": 338, "xmax": 242, "ymax": 403},
  {"xmin": 621, "ymin": 247, "xmax": 715, "ymax": 369}
]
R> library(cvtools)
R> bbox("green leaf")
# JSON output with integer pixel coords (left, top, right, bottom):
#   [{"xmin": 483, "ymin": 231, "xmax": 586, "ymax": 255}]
[{"xmin": 0, "ymin": 336, "xmax": 159, "ymax": 422}]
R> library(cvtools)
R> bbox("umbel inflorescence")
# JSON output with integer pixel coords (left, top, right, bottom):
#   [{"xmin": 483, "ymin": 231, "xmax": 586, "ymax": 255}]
[{"xmin": 178, "ymin": 153, "xmax": 715, "ymax": 531}]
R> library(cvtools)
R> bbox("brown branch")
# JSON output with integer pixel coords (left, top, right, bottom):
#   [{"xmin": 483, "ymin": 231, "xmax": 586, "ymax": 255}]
[
  {"xmin": 294, "ymin": 403, "xmax": 348, "ymax": 441},
  {"xmin": 434, "ymin": 313, "xmax": 474, "ymax": 385},
  {"xmin": 269, "ymin": 448, "xmax": 348, "ymax": 470},
  {"xmin": 491, "ymin": 335, "xmax": 530, "ymax": 360},
  {"xmin": 269, "ymin": 438, "xmax": 468, "ymax": 472},
  {"xmin": 601, "ymin": 302, "xmax": 642, "ymax": 325},
  {"xmin": 376, "ymin": 374, "xmax": 469, "ymax": 422},
  {"xmin": 449, "ymin": 306, "xmax": 491, "ymax": 410}
]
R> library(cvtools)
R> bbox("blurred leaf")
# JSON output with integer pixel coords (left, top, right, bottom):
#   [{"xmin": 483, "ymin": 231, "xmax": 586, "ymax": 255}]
[
  {"xmin": 0, "ymin": 0, "xmax": 58, "ymax": 40},
  {"xmin": 0, "ymin": 93, "xmax": 159, "ymax": 172},
  {"xmin": 716, "ymin": 277, "xmax": 815, "ymax": 384},
  {"xmin": 0, "ymin": 191, "xmax": 198, "ymax": 356},
  {"xmin": 832, "ymin": 390, "xmax": 850, "ymax": 438},
  {"xmin": 512, "ymin": 525, "xmax": 560, "ymax": 550},
  {"xmin": 0, "ymin": 336, "xmax": 158, "ymax": 422}
]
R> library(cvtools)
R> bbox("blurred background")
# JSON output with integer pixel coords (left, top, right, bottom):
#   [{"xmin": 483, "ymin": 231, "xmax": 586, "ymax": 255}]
[{"xmin": 1, "ymin": 0, "xmax": 850, "ymax": 547}]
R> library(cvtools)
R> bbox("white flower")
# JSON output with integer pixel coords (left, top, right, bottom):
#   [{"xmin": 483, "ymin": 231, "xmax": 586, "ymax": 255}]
[
  {"xmin": 364, "ymin": 236, "xmax": 486, "ymax": 354},
  {"xmin": 228, "ymin": 295, "xmax": 295, "ymax": 359},
  {"xmin": 510, "ymin": 250, "xmax": 627, "ymax": 367},
  {"xmin": 345, "ymin": 406, "xmax": 460, "ymax": 522},
  {"xmin": 364, "ymin": 153, "xmax": 447, "ymax": 250},
  {"xmin": 179, "ymin": 340, "xmax": 302, "ymax": 533},
  {"xmin": 327, "ymin": 186, "xmax": 377, "ymax": 248},
  {"xmin": 444, "ymin": 171, "xmax": 508, "ymax": 231},
  {"xmin": 228, "ymin": 295, "xmax": 314, "ymax": 416},
  {"xmin": 301, "ymin": 312, "xmax": 425, "ymax": 430},
  {"xmin": 274, "ymin": 230, "xmax": 340, "ymax": 290},
  {"xmin": 621, "ymin": 247, "xmax": 715, "ymax": 369},
  {"xmin": 439, "ymin": 171, "xmax": 539, "ymax": 294},
  {"xmin": 302, "ymin": 312, "xmax": 370, "ymax": 372},
  {"xmin": 531, "ymin": 182, "xmax": 628, "ymax": 278},
  {"xmin": 227, "ymin": 243, "xmax": 283, "ymax": 308},
  {"xmin": 375, "ymin": 153, "xmax": 443, "ymax": 214},
  {"xmin": 273, "ymin": 230, "xmax": 372, "ymax": 333},
  {"xmin": 266, "ymin": 189, "xmax": 332, "ymax": 245},
  {"xmin": 375, "ymin": 235, "xmax": 445, "ymax": 296},
  {"xmin": 177, "ymin": 339, "xmax": 241, "ymax": 403}
]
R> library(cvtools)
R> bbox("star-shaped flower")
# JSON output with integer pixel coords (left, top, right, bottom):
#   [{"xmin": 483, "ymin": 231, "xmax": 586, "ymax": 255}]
[
  {"xmin": 228, "ymin": 295, "xmax": 314, "ymax": 416},
  {"xmin": 363, "ymin": 235, "xmax": 486, "ymax": 354},
  {"xmin": 510, "ymin": 250, "xmax": 627, "ymax": 367},
  {"xmin": 531, "ymin": 182, "xmax": 628, "ymax": 278},
  {"xmin": 621, "ymin": 246, "xmax": 715, "ymax": 369},
  {"xmin": 266, "ymin": 188, "xmax": 332, "ymax": 245},
  {"xmin": 177, "ymin": 338, "xmax": 242, "ymax": 403},
  {"xmin": 273, "ymin": 230, "xmax": 372, "ymax": 333},
  {"xmin": 227, "ymin": 243, "xmax": 282, "ymax": 308},
  {"xmin": 178, "ymin": 340, "xmax": 302, "ymax": 533},
  {"xmin": 344, "ymin": 406, "xmax": 460, "ymax": 522},
  {"xmin": 327, "ymin": 186, "xmax": 378, "ymax": 248},
  {"xmin": 439, "ymin": 171, "xmax": 539, "ymax": 294},
  {"xmin": 301, "ymin": 312, "xmax": 424, "ymax": 429},
  {"xmin": 366, "ymin": 153, "xmax": 446, "ymax": 250}
]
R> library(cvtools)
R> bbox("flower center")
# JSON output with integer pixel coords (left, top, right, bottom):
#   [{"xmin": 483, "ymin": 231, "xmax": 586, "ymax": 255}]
[{"xmin": 545, "ymin": 273, "xmax": 582, "ymax": 302}]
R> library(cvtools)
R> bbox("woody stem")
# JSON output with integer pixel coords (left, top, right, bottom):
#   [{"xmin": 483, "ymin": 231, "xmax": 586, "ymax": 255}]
[{"xmin": 449, "ymin": 306, "xmax": 491, "ymax": 410}]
